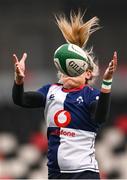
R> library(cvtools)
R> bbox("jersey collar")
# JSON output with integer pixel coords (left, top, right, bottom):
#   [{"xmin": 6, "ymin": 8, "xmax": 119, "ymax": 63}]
[{"xmin": 62, "ymin": 84, "xmax": 87, "ymax": 92}]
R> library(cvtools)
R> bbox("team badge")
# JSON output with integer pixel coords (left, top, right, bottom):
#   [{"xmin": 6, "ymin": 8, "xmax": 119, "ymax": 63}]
[{"xmin": 76, "ymin": 96, "xmax": 84, "ymax": 104}]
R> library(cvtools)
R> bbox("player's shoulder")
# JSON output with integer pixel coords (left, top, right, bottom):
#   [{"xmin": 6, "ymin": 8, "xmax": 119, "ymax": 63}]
[
  {"xmin": 84, "ymin": 85, "xmax": 100, "ymax": 95},
  {"xmin": 38, "ymin": 83, "xmax": 62, "ymax": 93},
  {"xmin": 83, "ymin": 85, "xmax": 100, "ymax": 103},
  {"xmin": 37, "ymin": 83, "xmax": 52, "ymax": 96},
  {"xmin": 38, "ymin": 83, "xmax": 52, "ymax": 90}
]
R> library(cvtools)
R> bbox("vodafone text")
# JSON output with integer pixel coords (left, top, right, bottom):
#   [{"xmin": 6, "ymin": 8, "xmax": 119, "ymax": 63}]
[{"xmin": 51, "ymin": 129, "xmax": 76, "ymax": 137}]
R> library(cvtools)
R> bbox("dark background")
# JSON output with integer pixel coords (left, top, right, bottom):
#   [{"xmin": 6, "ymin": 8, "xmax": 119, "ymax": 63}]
[
  {"xmin": 0, "ymin": 0, "xmax": 127, "ymax": 179},
  {"xmin": 0, "ymin": 0, "xmax": 126, "ymax": 135}
]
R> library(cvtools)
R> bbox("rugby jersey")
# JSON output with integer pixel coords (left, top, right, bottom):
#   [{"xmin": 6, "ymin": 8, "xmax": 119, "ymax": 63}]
[{"xmin": 37, "ymin": 83, "xmax": 100, "ymax": 173}]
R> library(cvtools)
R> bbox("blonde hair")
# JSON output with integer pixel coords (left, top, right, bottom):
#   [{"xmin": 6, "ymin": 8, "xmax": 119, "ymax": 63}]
[{"xmin": 55, "ymin": 10, "xmax": 100, "ymax": 84}]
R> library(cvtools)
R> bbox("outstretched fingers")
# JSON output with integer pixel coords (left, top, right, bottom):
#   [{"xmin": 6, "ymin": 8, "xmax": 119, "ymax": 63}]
[
  {"xmin": 21, "ymin": 53, "xmax": 27, "ymax": 62},
  {"xmin": 113, "ymin": 51, "xmax": 117, "ymax": 62},
  {"xmin": 113, "ymin": 51, "xmax": 117, "ymax": 70},
  {"xmin": 13, "ymin": 53, "xmax": 27, "ymax": 64},
  {"xmin": 13, "ymin": 54, "xmax": 19, "ymax": 65},
  {"xmin": 103, "ymin": 51, "xmax": 118, "ymax": 81},
  {"xmin": 108, "ymin": 51, "xmax": 117, "ymax": 72}
]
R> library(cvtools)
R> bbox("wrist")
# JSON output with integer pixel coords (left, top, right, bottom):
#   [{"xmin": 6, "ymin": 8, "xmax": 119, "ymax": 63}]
[{"xmin": 101, "ymin": 78, "xmax": 113, "ymax": 93}]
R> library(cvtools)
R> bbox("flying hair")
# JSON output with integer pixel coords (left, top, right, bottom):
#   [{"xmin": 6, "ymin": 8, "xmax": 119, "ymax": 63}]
[
  {"xmin": 55, "ymin": 10, "xmax": 100, "ymax": 48},
  {"xmin": 55, "ymin": 10, "xmax": 101, "ymax": 84}
]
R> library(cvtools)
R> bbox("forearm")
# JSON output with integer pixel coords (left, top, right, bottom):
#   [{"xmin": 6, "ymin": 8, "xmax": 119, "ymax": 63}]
[
  {"xmin": 93, "ymin": 77, "xmax": 113, "ymax": 124},
  {"xmin": 94, "ymin": 92, "xmax": 111, "ymax": 124},
  {"xmin": 95, "ymin": 50, "xmax": 117, "ymax": 122},
  {"xmin": 12, "ymin": 82, "xmax": 45, "ymax": 108}
]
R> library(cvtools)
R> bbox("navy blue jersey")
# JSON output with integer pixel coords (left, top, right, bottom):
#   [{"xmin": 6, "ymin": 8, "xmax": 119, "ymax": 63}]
[{"xmin": 37, "ymin": 84, "xmax": 100, "ymax": 173}]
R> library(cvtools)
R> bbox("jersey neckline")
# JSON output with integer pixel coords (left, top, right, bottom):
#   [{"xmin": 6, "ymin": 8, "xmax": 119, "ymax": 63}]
[{"xmin": 62, "ymin": 84, "xmax": 87, "ymax": 92}]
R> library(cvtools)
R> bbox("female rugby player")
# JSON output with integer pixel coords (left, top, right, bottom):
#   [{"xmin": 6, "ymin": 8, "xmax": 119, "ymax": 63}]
[{"xmin": 12, "ymin": 11, "xmax": 117, "ymax": 179}]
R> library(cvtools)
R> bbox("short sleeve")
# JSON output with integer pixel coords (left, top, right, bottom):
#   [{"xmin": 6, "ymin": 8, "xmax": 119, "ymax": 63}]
[{"xmin": 37, "ymin": 84, "xmax": 51, "ymax": 98}]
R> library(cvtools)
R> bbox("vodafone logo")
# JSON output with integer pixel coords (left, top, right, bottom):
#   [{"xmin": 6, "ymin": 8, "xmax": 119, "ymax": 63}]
[
  {"xmin": 51, "ymin": 129, "xmax": 76, "ymax": 137},
  {"xmin": 54, "ymin": 110, "xmax": 71, "ymax": 127}
]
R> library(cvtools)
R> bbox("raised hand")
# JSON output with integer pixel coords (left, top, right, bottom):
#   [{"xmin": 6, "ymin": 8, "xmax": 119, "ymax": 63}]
[
  {"xmin": 101, "ymin": 52, "xmax": 117, "ymax": 93},
  {"xmin": 103, "ymin": 51, "xmax": 117, "ymax": 80},
  {"xmin": 13, "ymin": 53, "xmax": 27, "ymax": 84}
]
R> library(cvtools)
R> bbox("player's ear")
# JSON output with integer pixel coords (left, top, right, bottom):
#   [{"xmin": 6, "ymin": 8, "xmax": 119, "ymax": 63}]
[{"xmin": 85, "ymin": 70, "xmax": 92, "ymax": 80}]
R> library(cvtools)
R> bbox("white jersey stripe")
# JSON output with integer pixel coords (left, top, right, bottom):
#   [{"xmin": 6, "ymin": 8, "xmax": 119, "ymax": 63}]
[
  {"xmin": 58, "ymin": 128, "xmax": 99, "ymax": 173},
  {"xmin": 44, "ymin": 85, "xmax": 68, "ymax": 127}
]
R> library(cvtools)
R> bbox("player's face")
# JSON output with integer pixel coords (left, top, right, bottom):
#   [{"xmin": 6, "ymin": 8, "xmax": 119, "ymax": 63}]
[{"xmin": 61, "ymin": 70, "xmax": 92, "ymax": 89}]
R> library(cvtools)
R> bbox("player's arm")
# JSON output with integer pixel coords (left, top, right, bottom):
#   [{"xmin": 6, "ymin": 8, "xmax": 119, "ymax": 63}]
[
  {"xmin": 12, "ymin": 82, "xmax": 45, "ymax": 108},
  {"xmin": 12, "ymin": 53, "xmax": 45, "ymax": 108},
  {"xmin": 92, "ymin": 52, "xmax": 117, "ymax": 124},
  {"xmin": 90, "ymin": 92, "xmax": 111, "ymax": 124}
]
